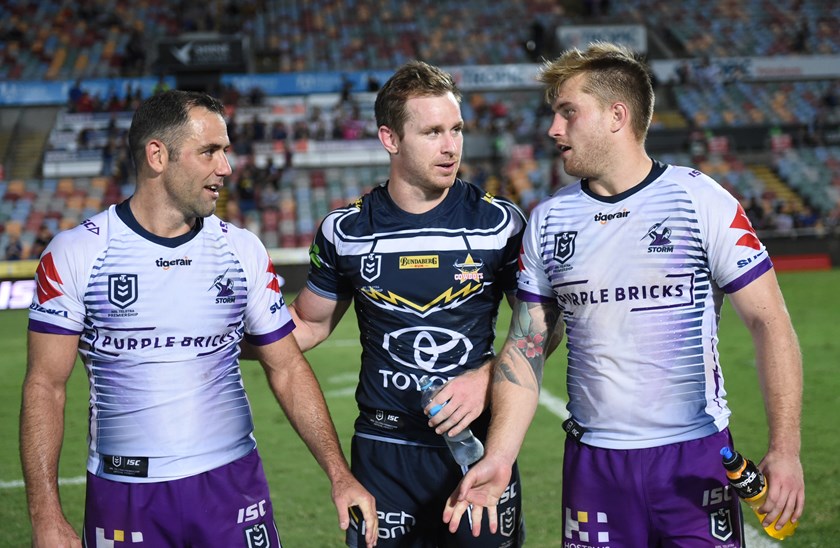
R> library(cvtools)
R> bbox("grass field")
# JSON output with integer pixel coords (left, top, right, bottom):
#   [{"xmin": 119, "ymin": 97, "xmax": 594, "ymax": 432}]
[{"xmin": 1, "ymin": 269, "xmax": 838, "ymax": 546}]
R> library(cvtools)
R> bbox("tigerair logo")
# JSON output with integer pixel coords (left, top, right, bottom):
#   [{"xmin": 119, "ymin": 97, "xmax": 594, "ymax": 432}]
[
  {"xmin": 155, "ymin": 256, "xmax": 192, "ymax": 270},
  {"xmin": 399, "ymin": 255, "xmax": 439, "ymax": 269},
  {"xmin": 361, "ymin": 282, "xmax": 484, "ymax": 317},
  {"xmin": 594, "ymin": 209, "xmax": 630, "ymax": 224},
  {"xmin": 453, "ymin": 254, "xmax": 484, "ymax": 283}
]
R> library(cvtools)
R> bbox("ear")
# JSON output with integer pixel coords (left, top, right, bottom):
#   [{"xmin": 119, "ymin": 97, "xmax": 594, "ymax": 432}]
[
  {"xmin": 378, "ymin": 125, "xmax": 399, "ymax": 155},
  {"xmin": 610, "ymin": 102, "xmax": 630, "ymax": 134},
  {"xmin": 146, "ymin": 139, "xmax": 167, "ymax": 174}
]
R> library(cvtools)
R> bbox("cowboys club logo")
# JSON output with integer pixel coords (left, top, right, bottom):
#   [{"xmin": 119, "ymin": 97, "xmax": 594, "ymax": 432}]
[
  {"xmin": 554, "ymin": 231, "xmax": 577, "ymax": 264},
  {"xmin": 108, "ymin": 274, "xmax": 138, "ymax": 309},
  {"xmin": 383, "ymin": 326, "xmax": 473, "ymax": 373},
  {"xmin": 361, "ymin": 253, "xmax": 381, "ymax": 282}
]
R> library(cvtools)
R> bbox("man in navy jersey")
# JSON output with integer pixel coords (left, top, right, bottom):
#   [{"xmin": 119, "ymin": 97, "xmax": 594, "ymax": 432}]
[
  {"xmin": 445, "ymin": 42, "xmax": 805, "ymax": 546},
  {"xmin": 290, "ymin": 61, "xmax": 527, "ymax": 547},
  {"xmin": 20, "ymin": 90, "xmax": 377, "ymax": 548}
]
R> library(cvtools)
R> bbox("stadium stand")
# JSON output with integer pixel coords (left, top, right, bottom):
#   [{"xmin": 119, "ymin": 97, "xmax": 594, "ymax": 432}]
[{"xmin": 1, "ymin": 0, "xmax": 840, "ymax": 262}]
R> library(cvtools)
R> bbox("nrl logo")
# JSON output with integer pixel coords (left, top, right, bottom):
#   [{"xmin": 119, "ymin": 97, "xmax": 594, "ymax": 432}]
[
  {"xmin": 554, "ymin": 231, "xmax": 577, "ymax": 264},
  {"xmin": 108, "ymin": 274, "xmax": 138, "ymax": 309},
  {"xmin": 361, "ymin": 253, "xmax": 381, "ymax": 282}
]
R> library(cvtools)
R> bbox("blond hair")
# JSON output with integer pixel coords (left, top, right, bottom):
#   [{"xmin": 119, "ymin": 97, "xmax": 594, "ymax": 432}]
[{"xmin": 538, "ymin": 42, "xmax": 654, "ymax": 141}]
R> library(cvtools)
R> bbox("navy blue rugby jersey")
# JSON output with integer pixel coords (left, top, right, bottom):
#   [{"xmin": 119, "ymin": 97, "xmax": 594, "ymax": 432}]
[{"xmin": 307, "ymin": 179, "xmax": 526, "ymax": 445}]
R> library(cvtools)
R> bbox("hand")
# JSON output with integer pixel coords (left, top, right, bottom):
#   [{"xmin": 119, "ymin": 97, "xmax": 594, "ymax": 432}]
[
  {"xmin": 443, "ymin": 454, "xmax": 513, "ymax": 537},
  {"xmin": 757, "ymin": 451, "xmax": 805, "ymax": 530},
  {"xmin": 427, "ymin": 366, "xmax": 491, "ymax": 437},
  {"xmin": 331, "ymin": 472, "xmax": 378, "ymax": 547},
  {"xmin": 31, "ymin": 517, "xmax": 82, "ymax": 548}
]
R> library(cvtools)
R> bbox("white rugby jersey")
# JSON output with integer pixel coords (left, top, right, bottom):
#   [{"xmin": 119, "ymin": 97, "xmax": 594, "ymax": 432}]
[
  {"xmin": 29, "ymin": 201, "xmax": 294, "ymax": 482},
  {"xmin": 518, "ymin": 161, "xmax": 772, "ymax": 449}
]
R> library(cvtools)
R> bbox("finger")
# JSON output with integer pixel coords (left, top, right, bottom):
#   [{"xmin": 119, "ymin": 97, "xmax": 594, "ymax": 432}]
[
  {"xmin": 337, "ymin": 503, "xmax": 350, "ymax": 531},
  {"xmin": 469, "ymin": 504, "xmax": 484, "ymax": 537},
  {"xmin": 487, "ymin": 504, "xmax": 498, "ymax": 534},
  {"xmin": 447, "ymin": 500, "xmax": 470, "ymax": 533},
  {"xmin": 359, "ymin": 503, "xmax": 379, "ymax": 546}
]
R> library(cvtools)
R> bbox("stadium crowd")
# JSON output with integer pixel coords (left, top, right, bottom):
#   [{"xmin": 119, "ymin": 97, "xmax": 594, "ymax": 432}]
[{"xmin": 2, "ymin": 0, "xmax": 840, "ymax": 261}]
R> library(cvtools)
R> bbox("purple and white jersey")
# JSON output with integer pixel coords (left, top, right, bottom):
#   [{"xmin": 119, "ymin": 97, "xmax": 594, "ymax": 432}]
[
  {"xmin": 518, "ymin": 161, "xmax": 771, "ymax": 449},
  {"xmin": 29, "ymin": 201, "xmax": 294, "ymax": 482}
]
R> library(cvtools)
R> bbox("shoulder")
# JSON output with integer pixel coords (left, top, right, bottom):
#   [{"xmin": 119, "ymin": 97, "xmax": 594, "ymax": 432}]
[
  {"xmin": 211, "ymin": 215, "xmax": 265, "ymax": 251},
  {"xmin": 457, "ymin": 180, "xmax": 528, "ymax": 226},
  {"xmin": 318, "ymin": 194, "xmax": 367, "ymax": 237},
  {"xmin": 527, "ymin": 182, "xmax": 581, "ymax": 221},
  {"xmin": 659, "ymin": 164, "xmax": 732, "ymax": 202},
  {"xmin": 46, "ymin": 207, "xmax": 117, "ymax": 254}
]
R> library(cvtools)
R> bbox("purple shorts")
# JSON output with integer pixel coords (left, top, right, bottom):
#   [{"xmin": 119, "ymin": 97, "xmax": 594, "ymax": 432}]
[
  {"xmin": 562, "ymin": 429, "xmax": 745, "ymax": 547},
  {"xmin": 83, "ymin": 449, "xmax": 282, "ymax": 547}
]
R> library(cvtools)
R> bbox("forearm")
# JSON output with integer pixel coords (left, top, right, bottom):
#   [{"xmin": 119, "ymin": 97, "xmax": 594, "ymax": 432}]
[
  {"xmin": 267, "ymin": 355, "xmax": 350, "ymax": 480},
  {"xmin": 484, "ymin": 298, "xmax": 559, "ymax": 466},
  {"xmin": 752, "ymin": 320, "xmax": 802, "ymax": 455},
  {"xmin": 20, "ymin": 376, "xmax": 68, "ymax": 524},
  {"xmin": 485, "ymin": 343, "xmax": 541, "ymax": 466}
]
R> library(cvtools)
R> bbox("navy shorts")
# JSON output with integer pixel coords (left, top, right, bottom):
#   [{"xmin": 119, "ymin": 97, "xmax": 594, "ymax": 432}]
[
  {"xmin": 83, "ymin": 449, "xmax": 282, "ymax": 548},
  {"xmin": 562, "ymin": 429, "xmax": 745, "ymax": 547},
  {"xmin": 347, "ymin": 435, "xmax": 524, "ymax": 548}
]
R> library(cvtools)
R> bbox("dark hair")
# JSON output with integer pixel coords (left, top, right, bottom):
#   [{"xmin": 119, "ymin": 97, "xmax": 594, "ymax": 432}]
[
  {"xmin": 127, "ymin": 90, "xmax": 226, "ymax": 171},
  {"xmin": 374, "ymin": 61, "xmax": 461, "ymax": 138},
  {"xmin": 539, "ymin": 42, "xmax": 655, "ymax": 142}
]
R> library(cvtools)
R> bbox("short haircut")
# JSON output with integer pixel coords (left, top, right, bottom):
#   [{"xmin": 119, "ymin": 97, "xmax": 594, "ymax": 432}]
[
  {"xmin": 374, "ymin": 61, "xmax": 462, "ymax": 138},
  {"xmin": 127, "ymin": 90, "xmax": 226, "ymax": 171},
  {"xmin": 538, "ymin": 42, "xmax": 655, "ymax": 142}
]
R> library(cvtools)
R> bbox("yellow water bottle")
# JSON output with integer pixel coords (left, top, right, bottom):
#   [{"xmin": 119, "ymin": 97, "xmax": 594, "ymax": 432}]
[{"xmin": 720, "ymin": 446, "xmax": 798, "ymax": 540}]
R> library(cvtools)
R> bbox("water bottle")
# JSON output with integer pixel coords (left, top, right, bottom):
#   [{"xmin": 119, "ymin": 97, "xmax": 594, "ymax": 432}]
[
  {"xmin": 720, "ymin": 446, "xmax": 798, "ymax": 540},
  {"xmin": 419, "ymin": 375, "xmax": 484, "ymax": 466}
]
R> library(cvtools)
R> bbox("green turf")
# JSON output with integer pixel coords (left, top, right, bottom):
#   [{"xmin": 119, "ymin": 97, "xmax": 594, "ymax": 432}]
[{"xmin": 1, "ymin": 269, "xmax": 837, "ymax": 546}]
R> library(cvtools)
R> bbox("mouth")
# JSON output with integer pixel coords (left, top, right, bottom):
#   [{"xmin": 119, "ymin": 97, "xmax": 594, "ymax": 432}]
[
  {"xmin": 557, "ymin": 144, "xmax": 572, "ymax": 154},
  {"xmin": 205, "ymin": 183, "xmax": 221, "ymax": 198},
  {"xmin": 437, "ymin": 160, "xmax": 459, "ymax": 173}
]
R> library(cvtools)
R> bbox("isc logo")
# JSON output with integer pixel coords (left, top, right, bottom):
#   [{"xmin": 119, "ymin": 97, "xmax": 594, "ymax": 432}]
[
  {"xmin": 238, "ymin": 500, "xmax": 268, "ymax": 523},
  {"xmin": 702, "ymin": 486, "xmax": 733, "ymax": 506},
  {"xmin": 498, "ymin": 481, "xmax": 519, "ymax": 504}
]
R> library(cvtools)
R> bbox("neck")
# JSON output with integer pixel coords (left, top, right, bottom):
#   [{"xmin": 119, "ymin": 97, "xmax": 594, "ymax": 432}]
[
  {"xmin": 386, "ymin": 177, "xmax": 451, "ymax": 214},
  {"xmin": 587, "ymin": 151, "xmax": 652, "ymax": 197},
  {"xmin": 129, "ymin": 187, "xmax": 196, "ymax": 238}
]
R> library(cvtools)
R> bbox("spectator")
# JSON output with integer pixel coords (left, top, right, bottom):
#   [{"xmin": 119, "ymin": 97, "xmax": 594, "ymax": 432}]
[
  {"xmin": 29, "ymin": 225, "xmax": 54, "ymax": 260},
  {"xmin": 4, "ymin": 233, "xmax": 23, "ymax": 260}
]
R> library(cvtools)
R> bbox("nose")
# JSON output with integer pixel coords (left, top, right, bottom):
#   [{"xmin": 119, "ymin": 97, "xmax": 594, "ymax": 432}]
[
  {"xmin": 548, "ymin": 113, "xmax": 565, "ymax": 139},
  {"xmin": 217, "ymin": 152, "xmax": 233, "ymax": 176},
  {"xmin": 442, "ymin": 131, "xmax": 461, "ymax": 155}
]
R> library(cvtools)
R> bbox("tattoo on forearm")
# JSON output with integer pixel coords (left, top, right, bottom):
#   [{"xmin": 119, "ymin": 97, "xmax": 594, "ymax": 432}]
[{"xmin": 496, "ymin": 300, "xmax": 560, "ymax": 391}]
